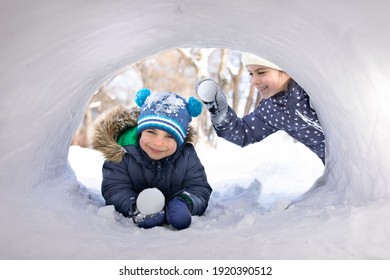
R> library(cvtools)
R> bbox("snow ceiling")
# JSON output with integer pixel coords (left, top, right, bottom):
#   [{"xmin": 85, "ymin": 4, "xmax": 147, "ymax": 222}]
[{"xmin": 1, "ymin": 0, "xmax": 390, "ymax": 257}]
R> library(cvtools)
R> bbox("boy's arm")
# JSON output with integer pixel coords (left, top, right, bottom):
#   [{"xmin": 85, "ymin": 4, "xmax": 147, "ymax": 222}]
[{"xmin": 101, "ymin": 157, "xmax": 138, "ymax": 217}]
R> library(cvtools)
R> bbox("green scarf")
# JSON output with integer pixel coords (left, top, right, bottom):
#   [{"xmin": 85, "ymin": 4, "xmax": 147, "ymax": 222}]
[{"xmin": 117, "ymin": 126, "xmax": 138, "ymax": 146}]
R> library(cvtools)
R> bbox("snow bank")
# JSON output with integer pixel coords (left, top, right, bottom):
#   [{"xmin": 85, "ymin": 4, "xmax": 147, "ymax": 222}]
[{"xmin": 1, "ymin": 0, "xmax": 390, "ymax": 259}]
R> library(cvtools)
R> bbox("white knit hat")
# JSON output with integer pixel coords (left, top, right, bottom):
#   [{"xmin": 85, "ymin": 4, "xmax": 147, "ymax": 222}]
[{"xmin": 241, "ymin": 52, "xmax": 282, "ymax": 71}]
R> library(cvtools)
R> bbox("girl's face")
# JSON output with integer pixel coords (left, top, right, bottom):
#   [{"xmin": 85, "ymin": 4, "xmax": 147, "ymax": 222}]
[
  {"xmin": 246, "ymin": 64, "xmax": 291, "ymax": 99},
  {"xmin": 139, "ymin": 128, "xmax": 177, "ymax": 160}
]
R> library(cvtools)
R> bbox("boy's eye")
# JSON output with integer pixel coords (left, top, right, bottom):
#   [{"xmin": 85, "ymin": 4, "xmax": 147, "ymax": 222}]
[
  {"xmin": 166, "ymin": 134, "xmax": 174, "ymax": 139},
  {"xmin": 146, "ymin": 129, "xmax": 156, "ymax": 135}
]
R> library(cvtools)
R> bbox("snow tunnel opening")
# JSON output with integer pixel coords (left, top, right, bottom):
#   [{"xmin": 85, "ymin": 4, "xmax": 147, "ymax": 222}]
[
  {"xmin": 3, "ymin": 0, "xmax": 390, "ymax": 260},
  {"xmin": 69, "ymin": 47, "xmax": 325, "ymax": 209}
]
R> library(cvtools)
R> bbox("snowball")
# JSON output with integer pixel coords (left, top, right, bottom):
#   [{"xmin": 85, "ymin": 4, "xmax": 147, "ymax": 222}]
[
  {"xmin": 136, "ymin": 188, "xmax": 165, "ymax": 215},
  {"xmin": 197, "ymin": 80, "xmax": 218, "ymax": 101}
]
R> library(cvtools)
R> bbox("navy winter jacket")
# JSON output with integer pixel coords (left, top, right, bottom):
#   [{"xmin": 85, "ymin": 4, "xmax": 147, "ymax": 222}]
[
  {"xmin": 101, "ymin": 144, "xmax": 212, "ymax": 217},
  {"xmin": 214, "ymin": 79, "xmax": 325, "ymax": 163}
]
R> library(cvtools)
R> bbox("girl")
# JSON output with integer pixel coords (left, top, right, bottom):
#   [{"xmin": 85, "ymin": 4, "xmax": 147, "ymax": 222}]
[{"xmin": 195, "ymin": 52, "xmax": 325, "ymax": 164}]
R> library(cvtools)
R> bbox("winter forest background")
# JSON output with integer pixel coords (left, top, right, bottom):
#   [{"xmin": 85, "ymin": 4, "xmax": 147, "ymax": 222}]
[{"xmin": 72, "ymin": 48, "xmax": 256, "ymax": 149}]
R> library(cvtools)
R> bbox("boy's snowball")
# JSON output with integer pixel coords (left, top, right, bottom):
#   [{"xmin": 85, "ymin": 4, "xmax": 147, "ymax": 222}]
[{"xmin": 136, "ymin": 188, "xmax": 165, "ymax": 215}]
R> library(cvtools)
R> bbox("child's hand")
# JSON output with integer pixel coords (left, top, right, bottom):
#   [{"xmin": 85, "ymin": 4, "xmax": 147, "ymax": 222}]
[
  {"xmin": 195, "ymin": 79, "xmax": 228, "ymax": 124},
  {"xmin": 133, "ymin": 211, "xmax": 166, "ymax": 229},
  {"xmin": 166, "ymin": 197, "xmax": 192, "ymax": 230},
  {"xmin": 129, "ymin": 196, "xmax": 165, "ymax": 229}
]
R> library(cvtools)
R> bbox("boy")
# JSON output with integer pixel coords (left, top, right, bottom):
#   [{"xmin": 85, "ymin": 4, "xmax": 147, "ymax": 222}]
[{"xmin": 93, "ymin": 89, "xmax": 212, "ymax": 230}]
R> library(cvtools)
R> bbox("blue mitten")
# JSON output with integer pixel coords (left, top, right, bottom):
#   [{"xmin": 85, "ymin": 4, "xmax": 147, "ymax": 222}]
[
  {"xmin": 129, "ymin": 197, "xmax": 165, "ymax": 229},
  {"xmin": 166, "ymin": 196, "xmax": 192, "ymax": 230},
  {"xmin": 133, "ymin": 211, "xmax": 166, "ymax": 229}
]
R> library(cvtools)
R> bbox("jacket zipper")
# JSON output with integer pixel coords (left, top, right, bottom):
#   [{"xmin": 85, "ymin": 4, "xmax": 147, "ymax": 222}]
[{"xmin": 157, "ymin": 161, "xmax": 161, "ymax": 171}]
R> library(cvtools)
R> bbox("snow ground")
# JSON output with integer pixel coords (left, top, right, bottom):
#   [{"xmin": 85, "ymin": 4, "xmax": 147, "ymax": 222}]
[{"xmin": 65, "ymin": 132, "xmax": 390, "ymax": 260}]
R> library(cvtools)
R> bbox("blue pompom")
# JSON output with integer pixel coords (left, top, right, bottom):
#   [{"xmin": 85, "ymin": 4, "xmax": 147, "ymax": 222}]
[
  {"xmin": 135, "ymin": 88, "xmax": 151, "ymax": 107},
  {"xmin": 187, "ymin": 96, "xmax": 203, "ymax": 118}
]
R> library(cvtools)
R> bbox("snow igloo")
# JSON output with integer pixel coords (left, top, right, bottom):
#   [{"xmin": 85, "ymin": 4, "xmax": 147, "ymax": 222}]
[{"xmin": 1, "ymin": 0, "xmax": 390, "ymax": 259}]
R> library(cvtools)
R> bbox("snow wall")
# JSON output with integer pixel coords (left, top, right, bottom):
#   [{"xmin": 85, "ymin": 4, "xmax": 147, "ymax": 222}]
[{"xmin": 1, "ymin": 0, "xmax": 390, "ymax": 258}]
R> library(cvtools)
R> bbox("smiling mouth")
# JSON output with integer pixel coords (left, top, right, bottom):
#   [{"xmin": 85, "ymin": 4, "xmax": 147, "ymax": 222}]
[
  {"xmin": 149, "ymin": 146, "xmax": 165, "ymax": 153},
  {"xmin": 258, "ymin": 85, "xmax": 268, "ymax": 92}
]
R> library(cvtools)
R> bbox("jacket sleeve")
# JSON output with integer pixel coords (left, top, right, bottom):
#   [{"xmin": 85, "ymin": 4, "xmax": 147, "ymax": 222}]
[
  {"xmin": 180, "ymin": 146, "xmax": 213, "ymax": 216},
  {"xmin": 212, "ymin": 106, "xmax": 278, "ymax": 147},
  {"xmin": 101, "ymin": 155, "xmax": 138, "ymax": 217}
]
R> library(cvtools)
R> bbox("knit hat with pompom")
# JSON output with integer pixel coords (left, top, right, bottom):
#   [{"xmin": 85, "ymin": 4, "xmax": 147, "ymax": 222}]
[{"xmin": 135, "ymin": 88, "xmax": 203, "ymax": 145}]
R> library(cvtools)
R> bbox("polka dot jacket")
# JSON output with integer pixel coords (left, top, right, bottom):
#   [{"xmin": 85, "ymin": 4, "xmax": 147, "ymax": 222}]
[{"xmin": 213, "ymin": 79, "xmax": 325, "ymax": 164}]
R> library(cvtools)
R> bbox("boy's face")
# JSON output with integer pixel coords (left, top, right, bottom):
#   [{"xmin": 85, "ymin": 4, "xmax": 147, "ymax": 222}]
[
  {"xmin": 139, "ymin": 128, "xmax": 177, "ymax": 160},
  {"xmin": 246, "ymin": 64, "xmax": 290, "ymax": 99}
]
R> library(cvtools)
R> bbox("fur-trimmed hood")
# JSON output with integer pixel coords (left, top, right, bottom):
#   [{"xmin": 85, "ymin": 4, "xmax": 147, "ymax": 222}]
[{"xmin": 92, "ymin": 105, "xmax": 197, "ymax": 163}]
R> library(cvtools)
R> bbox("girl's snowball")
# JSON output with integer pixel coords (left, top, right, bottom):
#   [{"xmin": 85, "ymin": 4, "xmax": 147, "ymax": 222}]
[{"xmin": 136, "ymin": 188, "xmax": 165, "ymax": 215}]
